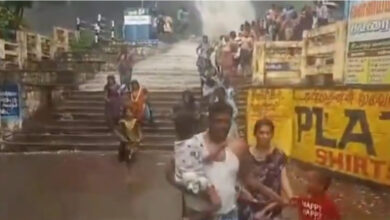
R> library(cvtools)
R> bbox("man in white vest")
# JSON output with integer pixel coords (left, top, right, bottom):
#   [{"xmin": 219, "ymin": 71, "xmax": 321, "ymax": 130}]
[{"xmin": 166, "ymin": 101, "xmax": 248, "ymax": 220}]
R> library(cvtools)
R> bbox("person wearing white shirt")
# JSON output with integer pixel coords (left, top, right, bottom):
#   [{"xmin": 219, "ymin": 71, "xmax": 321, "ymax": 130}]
[{"xmin": 316, "ymin": 1, "xmax": 329, "ymax": 26}]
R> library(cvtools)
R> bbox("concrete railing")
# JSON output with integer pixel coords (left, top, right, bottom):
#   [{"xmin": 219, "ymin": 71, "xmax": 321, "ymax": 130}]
[
  {"xmin": 0, "ymin": 26, "xmax": 76, "ymax": 69},
  {"xmin": 252, "ymin": 41, "xmax": 303, "ymax": 85},
  {"xmin": 52, "ymin": 26, "xmax": 77, "ymax": 57},
  {"xmin": 252, "ymin": 21, "xmax": 348, "ymax": 86},
  {"xmin": 0, "ymin": 38, "xmax": 22, "ymax": 69},
  {"xmin": 301, "ymin": 21, "xmax": 347, "ymax": 84},
  {"xmin": 25, "ymin": 32, "xmax": 54, "ymax": 62}
]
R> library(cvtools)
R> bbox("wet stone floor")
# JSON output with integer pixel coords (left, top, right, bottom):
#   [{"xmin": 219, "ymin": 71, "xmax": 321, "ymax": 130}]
[
  {"xmin": 285, "ymin": 162, "xmax": 390, "ymax": 220},
  {"xmin": 0, "ymin": 151, "xmax": 390, "ymax": 220},
  {"xmin": 0, "ymin": 151, "xmax": 181, "ymax": 220}
]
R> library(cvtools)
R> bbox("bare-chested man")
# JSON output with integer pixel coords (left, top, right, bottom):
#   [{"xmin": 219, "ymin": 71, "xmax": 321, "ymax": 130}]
[
  {"xmin": 220, "ymin": 32, "xmax": 239, "ymax": 86},
  {"xmin": 166, "ymin": 101, "xmax": 284, "ymax": 220},
  {"xmin": 240, "ymin": 24, "xmax": 254, "ymax": 77}
]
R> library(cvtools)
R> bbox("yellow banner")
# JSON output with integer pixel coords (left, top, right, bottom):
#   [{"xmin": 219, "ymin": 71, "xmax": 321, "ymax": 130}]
[
  {"xmin": 293, "ymin": 89, "xmax": 390, "ymax": 185},
  {"xmin": 246, "ymin": 88, "xmax": 390, "ymax": 185},
  {"xmin": 246, "ymin": 88, "xmax": 293, "ymax": 155}
]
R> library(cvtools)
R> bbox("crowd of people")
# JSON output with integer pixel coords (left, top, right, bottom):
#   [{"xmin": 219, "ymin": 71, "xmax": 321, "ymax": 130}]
[
  {"xmin": 154, "ymin": 13, "xmax": 174, "ymax": 35},
  {"xmin": 194, "ymin": 28, "xmax": 253, "ymax": 143},
  {"xmin": 247, "ymin": 1, "xmax": 332, "ymax": 42},
  {"xmin": 109, "ymin": 6, "xmax": 341, "ymax": 218},
  {"xmin": 192, "ymin": 1, "xmax": 336, "ymax": 105},
  {"xmin": 166, "ymin": 2, "xmax": 341, "ymax": 219},
  {"xmin": 152, "ymin": 7, "xmax": 189, "ymax": 37},
  {"xmin": 192, "ymin": 1, "xmax": 337, "ymax": 133},
  {"xmin": 168, "ymin": 100, "xmax": 341, "ymax": 220},
  {"xmin": 197, "ymin": 31, "xmax": 253, "ymax": 87}
]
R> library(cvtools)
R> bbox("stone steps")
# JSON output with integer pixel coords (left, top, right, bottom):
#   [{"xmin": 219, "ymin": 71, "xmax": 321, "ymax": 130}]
[
  {"xmin": 52, "ymin": 112, "xmax": 105, "ymax": 120},
  {"xmin": 55, "ymin": 107, "xmax": 105, "ymax": 114},
  {"xmin": 234, "ymin": 78, "xmax": 250, "ymax": 137},
  {"xmin": 51, "ymin": 119, "xmax": 173, "ymax": 127},
  {"xmin": 68, "ymin": 90, "xmax": 201, "ymax": 97},
  {"xmin": 52, "ymin": 112, "xmax": 171, "ymax": 120},
  {"xmin": 60, "ymin": 99, "xmax": 185, "ymax": 108},
  {"xmin": 54, "ymin": 105, "xmax": 175, "ymax": 113},
  {"xmin": 39, "ymin": 124, "xmax": 174, "ymax": 134},
  {"xmin": 65, "ymin": 94, "xmax": 201, "ymax": 103},
  {"xmin": 10, "ymin": 133, "xmax": 175, "ymax": 142},
  {"xmin": 3, "ymin": 88, "xmax": 179, "ymax": 152},
  {"xmin": 1, "ymin": 140, "xmax": 173, "ymax": 152},
  {"xmin": 3, "ymin": 43, "xmax": 201, "ymax": 152}
]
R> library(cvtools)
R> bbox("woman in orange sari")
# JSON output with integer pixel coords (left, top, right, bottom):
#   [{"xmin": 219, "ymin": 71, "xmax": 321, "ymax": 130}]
[{"xmin": 127, "ymin": 80, "xmax": 153, "ymax": 124}]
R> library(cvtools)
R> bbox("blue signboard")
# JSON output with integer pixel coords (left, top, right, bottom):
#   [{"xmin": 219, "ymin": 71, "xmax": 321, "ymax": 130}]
[
  {"xmin": 123, "ymin": 7, "xmax": 158, "ymax": 45},
  {"xmin": 0, "ymin": 83, "xmax": 21, "ymax": 122}
]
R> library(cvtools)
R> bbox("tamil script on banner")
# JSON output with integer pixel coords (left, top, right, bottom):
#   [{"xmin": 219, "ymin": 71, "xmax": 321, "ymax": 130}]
[
  {"xmin": 345, "ymin": 1, "xmax": 390, "ymax": 84},
  {"xmin": 293, "ymin": 89, "xmax": 390, "ymax": 185},
  {"xmin": 246, "ymin": 88, "xmax": 293, "ymax": 155},
  {"xmin": 247, "ymin": 87, "xmax": 390, "ymax": 185},
  {"xmin": 0, "ymin": 83, "xmax": 21, "ymax": 121}
]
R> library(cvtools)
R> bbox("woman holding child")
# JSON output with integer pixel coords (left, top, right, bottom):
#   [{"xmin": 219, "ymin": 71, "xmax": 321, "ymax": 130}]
[{"xmin": 117, "ymin": 80, "xmax": 151, "ymax": 162}]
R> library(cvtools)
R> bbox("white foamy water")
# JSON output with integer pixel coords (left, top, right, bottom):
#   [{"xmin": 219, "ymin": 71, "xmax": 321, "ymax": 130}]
[{"xmin": 195, "ymin": 0, "xmax": 256, "ymax": 39}]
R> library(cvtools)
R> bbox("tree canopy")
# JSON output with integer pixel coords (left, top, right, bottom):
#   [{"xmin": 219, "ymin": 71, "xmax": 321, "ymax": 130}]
[{"xmin": 0, "ymin": 1, "xmax": 33, "ymax": 29}]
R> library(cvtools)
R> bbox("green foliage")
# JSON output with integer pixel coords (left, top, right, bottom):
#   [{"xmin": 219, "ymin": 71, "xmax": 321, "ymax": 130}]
[
  {"xmin": 0, "ymin": 6, "xmax": 15, "ymax": 29},
  {"xmin": 0, "ymin": 1, "xmax": 32, "ymax": 29},
  {"xmin": 70, "ymin": 30, "xmax": 95, "ymax": 52},
  {"xmin": 0, "ymin": 6, "xmax": 17, "ymax": 40},
  {"xmin": 3, "ymin": 1, "xmax": 33, "ymax": 17}
]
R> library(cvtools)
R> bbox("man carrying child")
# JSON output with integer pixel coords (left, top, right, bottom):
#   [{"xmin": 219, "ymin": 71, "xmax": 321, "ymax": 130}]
[
  {"xmin": 167, "ymin": 96, "xmax": 341, "ymax": 220},
  {"xmin": 167, "ymin": 101, "xmax": 246, "ymax": 219},
  {"xmin": 167, "ymin": 101, "xmax": 287, "ymax": 220}
]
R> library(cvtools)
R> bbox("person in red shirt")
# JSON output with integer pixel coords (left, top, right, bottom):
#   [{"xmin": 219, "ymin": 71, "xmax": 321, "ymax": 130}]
[{"xmin": 291, "ymin": 170, "xmax": 341, "ymax": 220}]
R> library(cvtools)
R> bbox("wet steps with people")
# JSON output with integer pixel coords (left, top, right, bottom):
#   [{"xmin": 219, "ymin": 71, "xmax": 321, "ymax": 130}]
[
  {"xmin": 2, "ymin": 88, "xmax": 201, "ymax": 152},
  {"xmin": 2, "ymin": 41, "xmax": 203, "ymax": 153},
  {"xmin": 233, "ymin": 76, "xmax": 252, "ymax": 137}
]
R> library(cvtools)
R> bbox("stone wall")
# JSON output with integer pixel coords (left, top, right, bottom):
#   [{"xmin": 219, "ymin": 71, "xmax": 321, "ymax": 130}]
[
  {"xmin": 0, "ymin": 44, "xmax": 160, "ymax": 137},
  {"xmin": 0, "ymin": 68, "xmax": 96, "ymax": 137},
  {"xmin": 0, "ymin": 71, "xmax": 65, "ymax": 137},
  {"xmin": 21, "ymin": 85, "xmax": 64, "ymax": 119}
]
